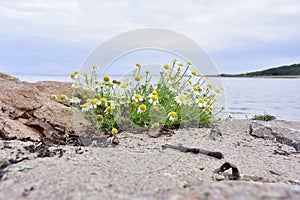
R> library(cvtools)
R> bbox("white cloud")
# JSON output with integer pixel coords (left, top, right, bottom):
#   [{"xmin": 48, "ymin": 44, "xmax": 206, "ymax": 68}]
[{"xmin": 0, "ymin": 0, "xmax": 299, "ymax": 74}]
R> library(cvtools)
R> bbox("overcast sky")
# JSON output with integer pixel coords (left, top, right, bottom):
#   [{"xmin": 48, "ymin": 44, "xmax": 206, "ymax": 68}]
[{"xmin": 0, "ymin": 0, "xmax": 299, "ymax": 75}]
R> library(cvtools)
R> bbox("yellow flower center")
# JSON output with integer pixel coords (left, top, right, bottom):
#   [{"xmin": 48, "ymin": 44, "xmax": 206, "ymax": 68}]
[
  {"xmin": 82, "ymin": 103, "xmax": 88, "ymax": 108},
  {"xmin": 135, "ymin": 94, "xmax": 141, "ymax": 99},
  {"xmin": 50, "ymin": 94, "xmax": 57, "ymax": 100},
  {"xmin": 91, "ymin": 98, "xmax": 98, "ymax": 105},
  {"xmin": 207, "ymin": 84, "xmax": 214, "ymax": 89},
  {"xmin": 92, "ymin": 65, "xmax": 98, "ymax": 70},
  {"xmin": 170, "ymin": 111, "xmax": 177, "ymax": 118},
  {"xmin": 153, "ymin": 106, "xmax": 159, "ymax": 112},
  {"xmin": 103, "ymin": 75, "xmax": 110, "ymax": 82},
  {"xmin": 214, "ymin": 89, "xmax": 221, "ymax": 94},
  {"xmin": 121, "ymin": 83, "xmax": 128, "ymax": 89},
  {"xmin": 134, "ymin": 75, "xmax": 142, "ymax": 81},
  {"xmin": 139, "ymin": 104, "xmax": 147, "ymax": 111},
  {"xmin": 100, "ymin": 98, "xmax": 107, "ymax": 104},
  {"xmin": 153, "ymin": 122, "xmax": 160, "ymax": 129},
  {"xmin": 193, "ymin": 86, "xmax": 199, "ymax": 92},
  {"xmin": 72, "ymin": 97, "xmax": 78, "ymax": 101},
  {"xmin": 108, "ymin": 82, "xmax": 114, "ymax": 87},
  {"xmin": 187, "ymin": 61, "xmax": 192, "ymax": 66},
  {"xmin": 59, "ymin": 94, "xmax": 67, "ymax": 100},
  {"xmin": 131, "ymin": 102, "xmax": 138, "ymax": 108},
  {"xmin": 96, "ymin": 114, "xmax": 103, "ymax": 121},
  {"xmin": 199, "ymin": 98, "xmax": 205, "ymax": 104},
  {"xmin": 106, "ymin": 106, "xmax": 112, "ymax": 112},
  {"xmin": 152, "ymin": 95, "xmax": 158, "ymax": 101},
  {"xmin": 136, "ymin": 63, "xmax": 141, "ymax": 67},
  {"xmin": 112, "ymin": 128, "xmax": 118, "ymax": 134},
  {"xmin": 179, "ymin": 95, "xmax": 185, "ymax": 101},
  {"xmin": 191, "ymin": 70, "xmax": 197, "ymax": 76},
  {"xmin": 145, "ymin": 69, "xmax": 150, "ymax": 74},
  {"xmin": 164, "ymin": 64, "xmax": 170, "ymax": 69},
  {"xmin": 152, "ymin": 91, "xmax": 158, "ymax": 95}
]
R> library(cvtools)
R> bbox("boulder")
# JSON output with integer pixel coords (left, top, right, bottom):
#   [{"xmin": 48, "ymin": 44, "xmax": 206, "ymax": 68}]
[
  {"xmin": 250, "ymin": 120, "xmax": 300, "ymax": 152},
  {"xmin": 0, "ymin": 72, "xmax": 97, "ymax": 145}
]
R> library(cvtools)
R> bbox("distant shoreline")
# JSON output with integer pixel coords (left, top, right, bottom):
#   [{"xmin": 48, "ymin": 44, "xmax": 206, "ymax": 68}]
[
  {"xmin": 205, "ymin": 74, "xmax": 300, "ymax": 79},
  {"xmin": 218, "ymin": 75, "xmax": 300, "ymax": 79}
]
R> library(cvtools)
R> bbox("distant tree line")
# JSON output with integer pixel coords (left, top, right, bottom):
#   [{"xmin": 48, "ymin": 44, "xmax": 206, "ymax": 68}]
[{"xmin": 220, "ymin": 63, "xmax": 300, "ymax": 77}]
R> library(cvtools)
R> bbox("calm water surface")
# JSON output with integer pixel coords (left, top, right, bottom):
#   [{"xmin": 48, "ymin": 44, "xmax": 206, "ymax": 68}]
[
  {"xmin": 222, "ymin": 78, "xmax": 300, "ymax": 121},
  {"xmin": 14, "ymin": 74, "xmax": 300, "ymax": 121}
]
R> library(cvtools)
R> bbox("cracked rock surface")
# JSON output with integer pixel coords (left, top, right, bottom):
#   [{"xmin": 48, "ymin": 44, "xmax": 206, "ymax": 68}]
[{"xmin": 0, "ymin": 72, "xmax": 96, "ymax": 145}]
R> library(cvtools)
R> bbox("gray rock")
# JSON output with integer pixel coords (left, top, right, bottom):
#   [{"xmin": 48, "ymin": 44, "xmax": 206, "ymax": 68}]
[{"xmin": 250, "ymin": 120, "xmax": 300, "ymax": 152}]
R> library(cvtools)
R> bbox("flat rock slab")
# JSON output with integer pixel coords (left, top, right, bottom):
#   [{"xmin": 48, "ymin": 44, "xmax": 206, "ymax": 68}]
[{"xmin": 250, "ymin": 120, "xmax": 300, "ymax": 152}]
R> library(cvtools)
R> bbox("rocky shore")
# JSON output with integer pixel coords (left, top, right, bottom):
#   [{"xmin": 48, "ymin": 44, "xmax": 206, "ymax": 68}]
[{"xmin": 0, "ymin": 72, "xmax": 300, "ymax": 199}]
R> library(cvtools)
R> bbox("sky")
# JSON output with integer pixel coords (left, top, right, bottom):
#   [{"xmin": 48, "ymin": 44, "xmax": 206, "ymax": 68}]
[{"xmin": 0, "ymin": 0, "xmax": 300, "ymax": 75}]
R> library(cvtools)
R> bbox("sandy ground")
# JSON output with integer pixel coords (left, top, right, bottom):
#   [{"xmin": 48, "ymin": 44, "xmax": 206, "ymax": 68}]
[{"xmin": 1, "ymin": 120, "xmax": 300, "ymax": 199}]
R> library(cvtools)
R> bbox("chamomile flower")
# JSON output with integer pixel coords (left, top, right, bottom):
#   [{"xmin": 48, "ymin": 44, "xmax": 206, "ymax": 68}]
[
  {"xmin": 175, "ymin": 94, "xmax": 188, "ymax": 105},
  {"xmin": 193, "ymin": 86, "xmax": 200, "ymax": 95},
  {"xmin": 100, "ymin": 97, "xmax": 107, "ymax": 106},
  {"xmin": 70, "ymin": 73, "xmax": 79, "ymax": 79},
  {"xmin": 152, "ymin": 122, "xmax": 160, "ymax": 129},
  {"xmin": 50, "ymin": 94, "xmax": 57, "ymax": 100},
  {"xmin": 136, "ymin": 63, "xmax": 141, "ymax": 67},
  {"xmin": 92, "ymin": 65, "xmax": 98, "ymax": 70},
  {"xmin": 69, "ymin": 97, "xmax": 81, "ymax": 104},
  {"xmin": 132, "ymin": 94, "xmax": 143, "ymax": 102},
  {"xmin": 198, "ymin": 98, "xmax": 207, "ymax": 107},
  {"xmin": 91, "ymin": 98, "xmax": 100, "ymax": 108},
  {"xmin": 168, "ymin": 111, "xmax": 177, "ymax": 121},
  {"xmin": 148, "ymin": 90, "xmax": 158, "ymax": 98},
  {"xmin": 137, "ymin": 104, "xmax": 147, "ymax": 113},
  {"xmin": 81, "ymin": 103, "xmax": 91, "ymax": 112},
  {"xmin": 149, "ymin": 94, "xmax": 159, "ymax": 105},
  {"xmin": 71, "ymin": 82, "xmax": 80, "ymax": 88},
  {"xmin": 187, "ymin": 61, "xmax": 192, "ymax": 66},
  {"xmin": 105, "ymin": 106, "xmax": 112, "ymax": 113}
]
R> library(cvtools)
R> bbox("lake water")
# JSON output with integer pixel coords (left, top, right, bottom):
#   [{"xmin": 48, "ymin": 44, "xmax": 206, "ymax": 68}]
[{"xmin": 13, "ymin": 74, "xmax": 300, "ymax": 121}]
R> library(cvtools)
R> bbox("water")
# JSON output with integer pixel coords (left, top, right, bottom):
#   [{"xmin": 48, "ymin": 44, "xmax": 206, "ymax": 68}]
[
  {"xmin": 222, "ymin": 77, "xmax": 300, "ymax": 121},
  {"xmin": 13, "ymin": 74, "xmax": 300, "ymax": 121}
]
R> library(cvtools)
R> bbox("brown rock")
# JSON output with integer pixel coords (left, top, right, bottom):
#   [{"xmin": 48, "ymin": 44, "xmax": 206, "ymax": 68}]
[
  {"xmin": 0, "ymin": 116, "xmax": 40, "ymax": 141},
  {"xmin": 0, "ymin": 73, "xmax": 97, "ymax": 144},
  {"xmin": 0, "ymin": 72, "xmax": 20, "ymax": 82}
]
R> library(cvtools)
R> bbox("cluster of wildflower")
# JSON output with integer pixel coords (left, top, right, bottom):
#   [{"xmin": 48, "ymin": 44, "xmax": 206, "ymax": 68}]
[{"xmin": 51, "ymin": 60, "xmax": 224, "ymax": 134}]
